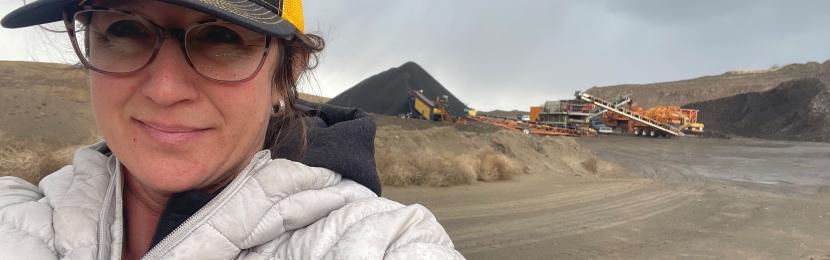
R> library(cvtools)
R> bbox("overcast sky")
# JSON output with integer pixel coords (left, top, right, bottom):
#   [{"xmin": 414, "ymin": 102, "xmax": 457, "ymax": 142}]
[{"xmin": 2, "ymin": 1, "xmax": 830, "ymax": 111}]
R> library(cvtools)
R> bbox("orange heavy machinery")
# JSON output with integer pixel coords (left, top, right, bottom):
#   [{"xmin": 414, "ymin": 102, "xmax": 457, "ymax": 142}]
[
  {"xmin": 649, "ymin": 106, "xmax": 704, "ymax": 136},
  {"xmin": 578, "ymin": 92, "xmax": 704, "ymax": 137},
  {"xmin": 470, "ymin": 92, "xmax": 703, "ymax": 138},
  {"xmin": 601, "ymin": 106, "xmax": 704, "ymax": 137},
  {"xmin": 529, "ymin": 106, "xmax": 542, "ymax": 122}
]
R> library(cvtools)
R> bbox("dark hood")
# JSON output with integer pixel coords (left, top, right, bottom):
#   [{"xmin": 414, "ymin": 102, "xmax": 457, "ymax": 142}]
[{"xmin": 268, "ymin": 100, "xmax": 381, "ymax": 195}]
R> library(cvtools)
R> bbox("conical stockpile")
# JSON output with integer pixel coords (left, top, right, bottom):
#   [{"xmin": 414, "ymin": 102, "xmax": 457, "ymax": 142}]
[{"xmin": 327, "ymin": 61, "xmax": 468, "ymax": 118}]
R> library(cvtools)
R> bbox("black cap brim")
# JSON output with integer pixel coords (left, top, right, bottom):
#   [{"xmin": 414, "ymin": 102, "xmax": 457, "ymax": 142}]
[
  {"xmin": 1, "ymin": 0, "xmax": 297, "ymax": 39},
  {"xmin": 0, "ymin": 0, "xmax": 74, "ymax": 28}
]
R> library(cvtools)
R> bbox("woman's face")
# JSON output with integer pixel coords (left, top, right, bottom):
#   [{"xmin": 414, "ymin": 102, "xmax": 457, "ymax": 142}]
[{"xmin": 90, "ymin": 0, "xmax": 280, "ymax": 193}]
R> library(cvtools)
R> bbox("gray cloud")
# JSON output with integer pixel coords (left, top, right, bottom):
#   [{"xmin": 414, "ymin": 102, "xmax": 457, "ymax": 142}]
[
  {"xmin": 303, "ymin": 0, "xmax": 830, "ymax": 111},
  {"xmin": 2, "ymin": 1, "xmax": 829, "ymax": 111}
]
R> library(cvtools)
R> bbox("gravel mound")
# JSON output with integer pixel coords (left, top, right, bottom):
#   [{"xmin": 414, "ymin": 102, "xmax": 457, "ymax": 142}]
[
  {"xmin": 685, "ymin": 78, "xmax": 830, "ymax": 142},
  {"xmin": 327, "ymin": 61, "xmax": 468, "ymax": 117}
]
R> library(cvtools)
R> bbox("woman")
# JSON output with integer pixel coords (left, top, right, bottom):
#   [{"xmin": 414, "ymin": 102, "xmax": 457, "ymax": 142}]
[{"xmin": 0, "ymin": 0, "xmax": 463, "ymax": 259}]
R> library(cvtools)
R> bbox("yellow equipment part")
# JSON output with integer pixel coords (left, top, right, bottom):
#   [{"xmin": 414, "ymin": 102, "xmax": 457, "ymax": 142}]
[
  {"xmin": 467, "ymin": 108, "xmax": 477, "ymax": 117},
  {"xmin": 413, "ymin": 97, "xmax": 433, "ymax": 120},
  {"xmin": 681, "ymin": 122, "xmax": 705, "ymax": 135}
]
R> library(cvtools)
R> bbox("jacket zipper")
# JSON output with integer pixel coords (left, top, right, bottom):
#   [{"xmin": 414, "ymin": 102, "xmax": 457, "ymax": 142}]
[
  {"xmin": 96, "ymin": 156, "xmax": 120, "ymax": 260},
  {"xmin": 141, "ymin": 151, "xmax": 272, "ymax": 259}
]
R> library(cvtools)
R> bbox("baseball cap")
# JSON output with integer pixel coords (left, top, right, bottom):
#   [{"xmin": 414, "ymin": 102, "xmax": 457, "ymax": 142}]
[{"xmin": 1, "ymin": 0, "xmax": 304, "ymax": 39}]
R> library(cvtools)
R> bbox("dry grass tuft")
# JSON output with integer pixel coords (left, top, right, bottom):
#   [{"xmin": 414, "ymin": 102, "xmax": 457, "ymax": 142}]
[
  {"xmin": 581, "ymin": 157, "xmax": 598, "ymax": 173},
  {"xmin": 376, "ymin": 148, "xmax": 521, "ymax": 187},
  {"xmin": 0, "ymin": 142, "xmax": 41, "ymax": 184},
  {"xmin": 0, "ymin": 131, "xmax": 88, "ymax": 184},
  {"xmin": 477, "ymin": 151, "xmax": 522, "ymax": 182}
]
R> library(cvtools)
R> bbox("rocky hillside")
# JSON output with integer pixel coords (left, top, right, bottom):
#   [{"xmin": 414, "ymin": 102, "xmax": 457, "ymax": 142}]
[
  {"xmin": 685, "ymin": 78, "xmax": 830, "ymax": 142},
  {"xmin": 585, "ymin": 60, "xmax": 830, "ymax": 108}
]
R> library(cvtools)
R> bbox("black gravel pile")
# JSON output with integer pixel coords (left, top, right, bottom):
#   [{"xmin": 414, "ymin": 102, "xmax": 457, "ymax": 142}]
[
  {"xmin": 685, "ymin": 78, "xmax": 830, "ymax": 142},
  {"xmin": 327, "ymin": 61, "xmax": 468, "ymax": 118}
]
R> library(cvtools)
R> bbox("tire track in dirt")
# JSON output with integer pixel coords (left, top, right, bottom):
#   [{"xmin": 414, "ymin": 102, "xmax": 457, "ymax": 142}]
[
  {"xmin": 453, "ymin": 182, "xmax": 702, "ymax": 254},
  {"xmin": 447, "ymin": 139, "xmax": 708, "ymax": 256},
  {"xmin": 434, "ymin": 180, "xmax": 651, "ymax": 220},
  {"xmin": 592, "ymin": 143, "xmax": 706, "ymax": 183},
  {"xmin": 450, "ymin": 164, "xmax": 702, "ymax": 237}
]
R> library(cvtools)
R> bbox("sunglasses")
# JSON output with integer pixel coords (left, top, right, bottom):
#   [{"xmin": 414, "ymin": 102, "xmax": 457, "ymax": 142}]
[{"xmin": 63, "ymin": 6, "xmax": 273, "ymax": 83}]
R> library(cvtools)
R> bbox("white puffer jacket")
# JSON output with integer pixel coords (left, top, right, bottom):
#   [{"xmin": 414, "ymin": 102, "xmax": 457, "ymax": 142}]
[{"xmin": 0, "ymin": 143, "xmax": 463, "ymax": 259}]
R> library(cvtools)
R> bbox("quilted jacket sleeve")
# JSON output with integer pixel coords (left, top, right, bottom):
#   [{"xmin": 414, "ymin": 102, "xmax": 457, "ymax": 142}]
[
  {"xmin": 285, "ymin": 196, "xmax": 464, "ymax": 260},
  {"xmin": 330, "ymin": 200, "xmax": 464, "ymax": 260},
  {"xmin": 0, "ymin": 176, "xmax": 57, "ymax": 260}
]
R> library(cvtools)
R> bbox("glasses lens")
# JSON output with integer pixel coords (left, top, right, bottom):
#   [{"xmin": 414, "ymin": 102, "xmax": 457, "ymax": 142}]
[
  {"xmin": 73, "ymin": 10, "xmax": 157, "ymax": 73},
  {"xmin": 186, "ymin": 23, "xmax": 267, "ymax": 81}
]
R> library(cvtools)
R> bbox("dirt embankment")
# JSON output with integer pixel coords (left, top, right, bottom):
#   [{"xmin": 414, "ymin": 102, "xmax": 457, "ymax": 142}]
[
  {"xmin": 374, "ymin": 115, "xmax": 618, "ymax": 186},
  {"xmin": 685, "ymin": 78, "xmax": 830, "ymax": 142},
  {"xmin": 585, "ymin": 59, "xmax": 830, "ymax": 108}
]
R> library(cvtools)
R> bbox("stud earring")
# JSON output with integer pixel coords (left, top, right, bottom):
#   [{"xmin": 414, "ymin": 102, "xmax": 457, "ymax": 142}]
[{"xmin": 272, "ymin": 100, "xmax": 286, "ymax": 115}]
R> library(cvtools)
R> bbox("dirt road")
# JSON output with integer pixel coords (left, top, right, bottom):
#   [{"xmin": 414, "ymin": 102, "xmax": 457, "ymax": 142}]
[{"xmin": 384, "ymin": 136, "xmax": 830, "ymax": 259}]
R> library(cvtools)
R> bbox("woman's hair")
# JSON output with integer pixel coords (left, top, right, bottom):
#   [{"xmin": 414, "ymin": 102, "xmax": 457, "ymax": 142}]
[{"xmin": 263, "ymin": 33, "xmax": 325, "ymax": 160}]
